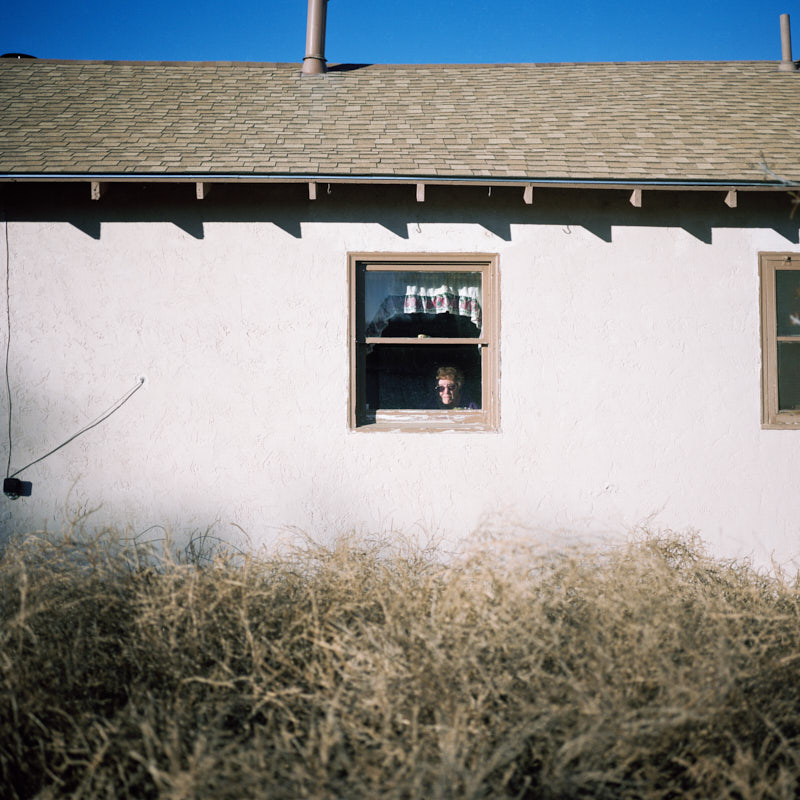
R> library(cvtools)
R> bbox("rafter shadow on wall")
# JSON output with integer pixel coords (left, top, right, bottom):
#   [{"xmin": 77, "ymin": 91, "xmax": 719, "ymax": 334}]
[{"xmin": 1, "ymin": 183, "xmax": 797, "ymax": 245}]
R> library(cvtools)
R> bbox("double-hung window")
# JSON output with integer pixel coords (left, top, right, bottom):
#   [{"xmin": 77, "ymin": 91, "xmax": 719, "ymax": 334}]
[
  {"xmin": 759, "ymin": 252, "xmax": 800, "ymax": 428},
  {"xmin": 348, "ymin": 253, "xmax": 499, "ymax": 431}
]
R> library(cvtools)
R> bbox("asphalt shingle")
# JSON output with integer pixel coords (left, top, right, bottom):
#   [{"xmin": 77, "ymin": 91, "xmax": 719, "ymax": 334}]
[{"xmin": 0, "ymin": 59, "xmax": 798, "ymax": 183}]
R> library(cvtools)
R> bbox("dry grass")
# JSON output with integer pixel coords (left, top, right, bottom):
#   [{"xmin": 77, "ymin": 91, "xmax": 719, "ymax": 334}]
[{"xmin": 1, "ymin": 527, "xmax": 799, "ymax": 799}]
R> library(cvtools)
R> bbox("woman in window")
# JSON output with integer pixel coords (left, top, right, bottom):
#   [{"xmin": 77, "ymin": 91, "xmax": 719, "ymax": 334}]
[{"xmin": 434, "ymin": 366, "xmax": 477, "ymax": 410}]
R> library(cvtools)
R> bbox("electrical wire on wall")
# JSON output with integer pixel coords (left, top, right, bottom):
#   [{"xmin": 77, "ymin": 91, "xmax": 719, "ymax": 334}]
[
  {"xmin": 2, "ymin": 208, "xmax": 146, "ymax": 499},
  {"xmin": 6, "ymin": 377, "xmax": 145, "ymax": 482},
  {"xmin": 3, "ymin": 208, "xmax": 12, "ymax": 485}
]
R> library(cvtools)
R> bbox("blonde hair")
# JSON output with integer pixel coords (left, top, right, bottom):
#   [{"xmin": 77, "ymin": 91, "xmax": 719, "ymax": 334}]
[{"xmin": 435, "ymin": 366, "xmax": 464, "ymax": 389}]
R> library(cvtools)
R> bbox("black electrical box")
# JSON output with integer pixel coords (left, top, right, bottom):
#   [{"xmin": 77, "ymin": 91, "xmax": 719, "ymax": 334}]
[{"xmin": 4, "ymin": 478, "xmax": 32, "ymax": 498}]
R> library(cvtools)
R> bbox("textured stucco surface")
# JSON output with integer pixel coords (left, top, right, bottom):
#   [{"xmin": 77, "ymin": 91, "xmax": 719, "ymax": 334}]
[{"xmin": 1, "ymin": 184, "xmax": 798, "ymax": 570}]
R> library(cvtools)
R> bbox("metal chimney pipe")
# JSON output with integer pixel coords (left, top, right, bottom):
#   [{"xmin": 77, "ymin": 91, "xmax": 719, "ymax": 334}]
[
  {"xmin": 301, "ymin": 0, "xmax": 328, "ymax": 75},
  {"xmin": 779, "ymin": 13, "xmax": 798, "ymax": 72}
]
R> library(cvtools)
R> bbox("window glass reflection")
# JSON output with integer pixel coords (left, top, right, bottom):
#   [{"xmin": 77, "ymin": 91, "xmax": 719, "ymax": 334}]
[
  {"xmin": 775, "ymin": 270, "xmax": 800, "ymax": 337},
  {"xmin": 365, "ymin": 271, "xmax": 482, "ymax": 337}
]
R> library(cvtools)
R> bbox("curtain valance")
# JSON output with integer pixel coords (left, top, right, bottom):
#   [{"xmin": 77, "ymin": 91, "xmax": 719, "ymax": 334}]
[{"xmin": 365, "ymin": 271, "xmax": 482, "ymax": 337}]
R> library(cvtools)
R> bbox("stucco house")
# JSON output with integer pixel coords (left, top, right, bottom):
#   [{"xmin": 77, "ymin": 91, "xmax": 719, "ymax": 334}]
[{"xmin": 1, "ymin": 5, "xmax": 799, "ymax": 567}]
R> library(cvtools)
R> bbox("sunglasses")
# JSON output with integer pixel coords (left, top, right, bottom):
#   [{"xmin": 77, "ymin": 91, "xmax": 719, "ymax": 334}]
[{"xmin": 436, "ymin": 384, "xmax": 457, "ymax": 393}]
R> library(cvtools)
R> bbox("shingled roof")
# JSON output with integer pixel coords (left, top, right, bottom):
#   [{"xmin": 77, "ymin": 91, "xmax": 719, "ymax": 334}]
[{"xmin": 1, "ymin": 59, "xmax": 798, "ymax": 186}]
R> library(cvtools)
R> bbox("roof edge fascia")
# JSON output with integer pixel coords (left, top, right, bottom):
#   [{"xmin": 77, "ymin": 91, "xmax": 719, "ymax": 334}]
[{"xmin": 0, "ymin": 173, "xmax": 793, "ymax": 191}]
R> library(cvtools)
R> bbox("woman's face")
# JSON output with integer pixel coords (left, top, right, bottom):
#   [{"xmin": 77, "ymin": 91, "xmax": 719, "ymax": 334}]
[{"xmin": 436, "ymin": 378, "xmax": 460, "ymax": 406}]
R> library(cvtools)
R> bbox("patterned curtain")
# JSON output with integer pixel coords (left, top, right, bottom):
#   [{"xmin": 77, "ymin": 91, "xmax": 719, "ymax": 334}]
[{"xmin": 365, "ymin": 272, "xmax": 482, "ymax": 337}]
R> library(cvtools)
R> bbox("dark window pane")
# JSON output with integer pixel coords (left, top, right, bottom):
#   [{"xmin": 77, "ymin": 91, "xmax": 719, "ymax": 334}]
[
  {"xmin": 381, "ymin": 312, "xmax": 480, "ymax": 338},
  {"xmin": 775, "ymin": 270, "xmax": 800, "ymax": 337},
  {"xmin": 778, "ymin": 342, "xmax": 800, "ymax": 410},
  {"xmin": 365, "ymin": 344, "xmax": 482, "ymax": 410}
]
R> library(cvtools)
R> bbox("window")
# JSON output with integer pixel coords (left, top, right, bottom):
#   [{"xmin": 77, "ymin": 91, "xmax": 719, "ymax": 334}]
[
  {"xmin": 348, "ymin": 253, "xmax": 499, "ymax": 431},
  {"xmin": 759, "ymin": 252, "xmax": 800, "ymax": 428}
]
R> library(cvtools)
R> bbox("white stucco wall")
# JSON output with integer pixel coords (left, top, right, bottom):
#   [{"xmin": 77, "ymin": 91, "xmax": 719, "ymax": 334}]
[{"xmin": 1, "ymin": 186, "xmax": 798, "ymax": 570}]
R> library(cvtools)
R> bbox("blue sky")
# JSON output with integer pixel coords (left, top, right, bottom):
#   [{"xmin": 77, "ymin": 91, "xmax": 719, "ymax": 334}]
[{"xmin": 3, "ymin": 1, "xmax": 799, "ymax": 64}]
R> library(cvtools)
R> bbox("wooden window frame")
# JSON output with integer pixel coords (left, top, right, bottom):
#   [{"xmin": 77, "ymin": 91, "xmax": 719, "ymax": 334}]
[
  {"xmin": 348, "ymin": 252, "xmax": 500, "ymax": 432},
  {"xmin": 759, "ymin": 251, "xmax": 800, "ymax": 429}
]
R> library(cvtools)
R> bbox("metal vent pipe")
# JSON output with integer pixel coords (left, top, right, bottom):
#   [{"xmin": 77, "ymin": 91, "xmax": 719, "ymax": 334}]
[
  {"xmin": 779, "ymin": 13, "xmax": 798, "ymax": 71},
  {"xmin": 301, "ymin": 0, "xmax": 328, "ymax": 75}
]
